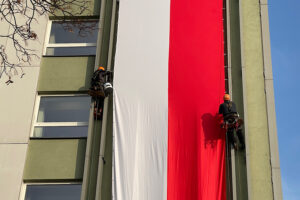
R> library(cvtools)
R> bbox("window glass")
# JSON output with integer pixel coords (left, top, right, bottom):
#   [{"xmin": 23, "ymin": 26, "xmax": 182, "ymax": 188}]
[
  {"xmin": 37, "ymin": 96, "xmax": 90, "ymax": 122},
  {"xmin": 32, "ymin": 96, "xmax": 90, "ymax": 138},
  {"xmin": 45, "ymin": 20, "xmax": 98, "ymax": 56},
  {"xmin": 45, "ymin": 47, "xmax": 96, "ymax": 56},
  {"xmin": 49, "ymin": 21, "xmax": 98, "ymax": 44},
  {"xmin": 33, "ymin": 127, "xmax": 88, "ymax": 138},
  {"xmin": 24, "ymin": 184, "xmax": 81, "ymax": 200}
]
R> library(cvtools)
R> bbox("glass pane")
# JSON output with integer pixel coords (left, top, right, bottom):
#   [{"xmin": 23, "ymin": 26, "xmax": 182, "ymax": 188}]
[
  {"xmin": 49, "ymin": 21, "xmax": 98, "ymax": 44},
  {"xmin": 25, "ymin": 184, "xmax": 81, "ymax": 200},
  {"xmin": 33, "ymin": 126, "xmax": 88, "ymax": 138},
  {"xmin": 37, "ymin": 96, "xmax": 90, "ymax": 122},
  {"xmin": 46, "ymin": 47, "xmax": 96, "ymax": 56}
]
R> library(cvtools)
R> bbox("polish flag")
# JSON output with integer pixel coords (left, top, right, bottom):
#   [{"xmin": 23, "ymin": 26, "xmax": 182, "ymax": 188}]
[{"xmin": 113, "ymin": 0, "xmax": 226, "ymax": 199}]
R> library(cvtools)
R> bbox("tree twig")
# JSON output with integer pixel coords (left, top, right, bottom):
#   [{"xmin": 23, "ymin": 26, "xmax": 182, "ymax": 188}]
[{"xmin": 0, "ymin": 0, "xmax": 91, "ymax": 83}]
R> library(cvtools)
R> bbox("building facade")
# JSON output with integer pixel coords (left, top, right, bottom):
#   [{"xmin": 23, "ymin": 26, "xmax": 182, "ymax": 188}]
[{"xmin": 0, "ymin": 0, "xmax": 282, "ymax": 199}]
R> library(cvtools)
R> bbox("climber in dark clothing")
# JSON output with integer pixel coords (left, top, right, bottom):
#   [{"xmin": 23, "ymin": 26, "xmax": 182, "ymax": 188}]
[
  {"xmin": 90, "ymin": 66, "xmax": 113, "ymax": 97},
  {"xmin": 219, "ymin": 94, "xmax": 245, "ymax": 150},
  {"xmin": 219, "ymin": 95, "xmax": 238, "ymax": 120},
  {"xmin": 89, "ymin": 66, "xmax": 113, "ymax": 120}
]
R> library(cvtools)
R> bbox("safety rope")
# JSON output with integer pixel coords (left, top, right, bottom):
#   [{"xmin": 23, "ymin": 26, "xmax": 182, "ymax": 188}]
[
  {"xmin": 222, "ymin": 1, "xmax": 234, "ymax": 198},
  {"xmin": 225, "ymin": 131, "xmax": 232, "ymax": 199},
  {"xmin": 91, "ymin": 97, "xmax": 100, "ymax": 175},
  {"xmin": 236, "ymin": 130, "xmax": 243, "ymax": 198}
]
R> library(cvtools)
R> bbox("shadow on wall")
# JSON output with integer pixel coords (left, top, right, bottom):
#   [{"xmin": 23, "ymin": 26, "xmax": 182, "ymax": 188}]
[
  {"xmin": 201, "ymin": 113, "xmax": 225, "ymax": 149},
  {"xmin": 81, "ymin": 56, "xmax": 96, "ymax": 91},
  {"xmin": 93, "ymin": 0, "xmax": 101, "ymax": 15},
  {"xmin": 75, "ymin": 139, "xmax": 88, "ymax": 179}
]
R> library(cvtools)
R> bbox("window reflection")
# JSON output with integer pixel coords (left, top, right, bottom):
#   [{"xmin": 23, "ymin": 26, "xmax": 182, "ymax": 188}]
[
  {"xmin": 33, "ymin": 127, "xmax": 88, "ymax": 138},
  {"xmin": 25, "ymin": 184, "xmax": 81, "ymax": 200},
  {"xmin": 46, "ymin": 20, "xmax": 98, "ymax": 56},
  {"xmin": 45, "ymin": 47, "xmax": 96, "ymax": 56},
  {"xmin": 37, "ymin": 96, "xmax": 90, "ymax": 122},
  {"xmin": 49, "ymin": 21, "xmax": 98, "ymax": 44}
]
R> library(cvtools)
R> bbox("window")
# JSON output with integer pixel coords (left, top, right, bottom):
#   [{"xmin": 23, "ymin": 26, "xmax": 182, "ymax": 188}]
[
  {"xmin": 44, "ymin": 20, "xmax": 98, "ymax": 56},
  {"xmin": 31, "ymin": 95, "xmax": 91, "ymax": 138},
  {"xmin": 23, "ymin": 184, "xmax": 81, "ymax": 200}
]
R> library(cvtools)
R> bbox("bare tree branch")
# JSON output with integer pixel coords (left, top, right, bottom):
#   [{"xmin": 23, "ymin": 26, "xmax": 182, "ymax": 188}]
[{"xmin": 0, "ymin": 0, "xmax": 91, "ymax": 84}]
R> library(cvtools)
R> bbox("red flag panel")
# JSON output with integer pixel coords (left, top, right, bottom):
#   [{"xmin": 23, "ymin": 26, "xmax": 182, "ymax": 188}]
[{"xmin": 168, "ymin": 0, "xmax": 226, "ymax": 199}]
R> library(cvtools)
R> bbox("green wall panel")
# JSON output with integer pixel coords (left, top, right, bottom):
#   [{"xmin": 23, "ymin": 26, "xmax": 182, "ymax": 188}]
[
  {"xmin": 229, "ymin": 0, "xmax": 248, "ymax": 199},
  {"xmin": 101, "ymin": 97, "xmax": 113, "ymax": 200},
  {"xmin": 97, "ymin": 0, "xmax": 113, "ymax": 67},
  {"xmin": 85, "ymin": 120, "xmax": 102, "ymax": 200},
  {"xmin": 38, "ymin": 56, "xmax": 95, "ymax": 92},
  {"xmin": 23, "ymin": 139, "xmax": 86, "ymax": 181},
  {"xmin": 82, "ymin": 0, "xmax": 115, "ymax": 198}
]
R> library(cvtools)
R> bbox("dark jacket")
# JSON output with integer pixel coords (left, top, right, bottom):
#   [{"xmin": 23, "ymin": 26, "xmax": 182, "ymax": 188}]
[
  {"xmin": 92, "ymin": 70, "xmax": 109, "ymax": 85},
  {"xmin": 219, "ymin": 100, "xmax": 237, "ymax": 117}
]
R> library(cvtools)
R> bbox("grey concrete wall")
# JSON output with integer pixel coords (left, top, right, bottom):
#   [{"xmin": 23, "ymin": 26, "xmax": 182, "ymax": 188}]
[
  {"xmin": 239, "ymin": 0, "xmax": 282, "ymax": 199},
  {"xmin": 0, "ymin": 68, "xmax": 39, "ymax": 142},
  {"xmin": 0, "ymin": 144, "xmax": 27, "ymax": 200},
  {"xmin": 259, "ymin": 1, "xmax": 282, "ymax": 199},
  {"xmin": 0, "ymin": 13, "xmax": 48, "ymax": 200}
]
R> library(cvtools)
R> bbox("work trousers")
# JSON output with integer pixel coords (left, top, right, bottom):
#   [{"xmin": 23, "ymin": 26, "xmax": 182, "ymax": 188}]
[{"xmin": 227, "ymin": 127, "xmax": 245, "ymax": 148}]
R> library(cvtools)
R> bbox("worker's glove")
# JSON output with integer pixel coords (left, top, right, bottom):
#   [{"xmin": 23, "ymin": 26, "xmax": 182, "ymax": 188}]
[{"xmin": 216, "ymin": 113, "xmax": 225, "ymax": 129}]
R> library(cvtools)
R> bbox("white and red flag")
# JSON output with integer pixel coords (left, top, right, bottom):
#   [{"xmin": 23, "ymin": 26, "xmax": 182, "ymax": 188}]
[{"xmin": 113, "ymin": 0, "xmax": 226, "ymax": 199}]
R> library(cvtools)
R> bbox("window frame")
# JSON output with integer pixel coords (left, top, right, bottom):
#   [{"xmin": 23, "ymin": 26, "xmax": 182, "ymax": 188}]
[
  {"xmin": 30, "ymin": 94, "xmax": 90, "ymax": 139},
  {"xmin": 43, "ymin": 20, "xmax": 98, "ymax": 56},
  {"xmin": 19, "ymin": 182, "xmax": 82, "ymax": 200}
]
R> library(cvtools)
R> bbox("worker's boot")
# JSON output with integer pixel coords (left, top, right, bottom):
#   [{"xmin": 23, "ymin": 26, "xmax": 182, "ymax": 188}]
[
  {"xmin": 236, "ymin": 128, "xmax": 245, "ymax": 150},
  {"xmin": 239, "ymin": 143, "xmax": 245, "ymax": 150}
]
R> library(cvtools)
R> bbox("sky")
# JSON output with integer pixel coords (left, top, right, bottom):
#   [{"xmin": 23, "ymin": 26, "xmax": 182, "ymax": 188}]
[{"xmin": 269, "ymin": 1, "xmax": 300, "ymax": 199}]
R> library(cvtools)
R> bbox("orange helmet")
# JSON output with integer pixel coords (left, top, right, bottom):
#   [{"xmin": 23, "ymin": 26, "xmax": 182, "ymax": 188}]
[
  {"xmin": 98, "ymin": 66, "xmax": 105, "ymax": 71},
  {"xmin": 223, "ymin": 94, "xmax": 230, "ymax": 101}
]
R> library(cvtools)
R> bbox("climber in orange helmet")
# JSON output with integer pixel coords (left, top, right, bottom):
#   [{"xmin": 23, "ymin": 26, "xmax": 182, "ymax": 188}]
[
  {"xmin": 219, "ymin": 94, "xmax": 245, "ymax": 150},
  {"xmin": 90, "ymin": 66, "xmax": 113, "ymax": 97}
]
